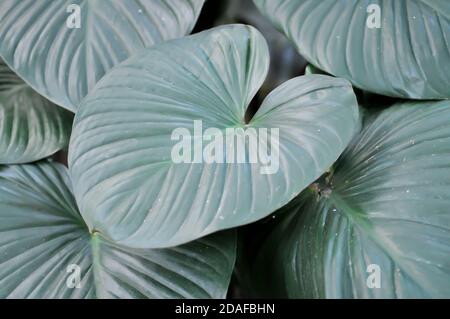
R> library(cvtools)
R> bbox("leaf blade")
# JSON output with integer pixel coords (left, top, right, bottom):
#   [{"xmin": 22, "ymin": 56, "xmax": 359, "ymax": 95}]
[
  {"xmin": 253, "ymin": 100, "xmax": 450, "ymax": 298},
  {"xmin": 69, "ymin": 25, "xmax": 359, "ymax": 248},
  {"xmin": 254, "ymin": 0, "xmax": 450, "ymax": 99},
  {"xmin": 0, "ymin": 62, "xmax": 72, "ymax": 164},
  {"xmin": 0, "ymin": 0, "xmax": 205, "ymax": 111},
  {"xmin": 0, "ymin": 161, "xmax": 236, "ymax": 299}
]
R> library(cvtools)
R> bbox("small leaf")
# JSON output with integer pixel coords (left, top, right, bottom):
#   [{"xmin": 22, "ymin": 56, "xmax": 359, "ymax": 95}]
[
  {"xmin": 69, "ymin": 25, "xmax": 359, "ymax": 248},
  {"xmin": 254, "ymin": 0, "xmax": 450, "ymax": 99},
  {"xmin": 0, "ymin": 0, "xmax": 205, "ymax": 111},
  {"xmin": 253, "ymin": 100, "xmax": 450, "ymax": 298},
  {"xmin": 0, "ymin": 161, "xmax": 236, "ymax": 299},
  {"xmin": 304, "ymin": 64, "xmax": 327, "ymax": 76},
  {"xmin": 0, "ymin": 61, "xmax": 72, "ymax": 164}
]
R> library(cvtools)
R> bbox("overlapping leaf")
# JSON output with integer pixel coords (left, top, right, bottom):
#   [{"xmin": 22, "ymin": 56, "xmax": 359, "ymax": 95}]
[
  {"xmin": 254, "ymin": 0, "xmax": 450, "ymax": 99},
  {"xmin": 0, "ymin": 161, "xmax": 236, "ymax": 299},
  {"xmin": 69, "ymin": 25, "xmax": 359, "ymax": 248},
  {"xmin": 0, "ymin": 0, "xmax": 205, "ymax": 111},
  {"xmin": 253, "ymin": 100, "xmax": 450, "ymax": 298},
  {"xmin": 0, "ymin": 61, "xmax": 72, "ymax": 164}
]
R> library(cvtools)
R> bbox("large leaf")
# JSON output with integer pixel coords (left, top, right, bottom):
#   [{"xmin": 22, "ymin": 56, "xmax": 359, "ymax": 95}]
[
  {"xmin": 215, "ymin": 0, "xmax": 306, "ymax": 100},
  {"xmin": 68, "ymin": 24, "xmax": 359, "ymax": 249},
  {"xmin": 0, "ymin": 61, "xmax": 72, "ymax": 164},
  {"xmin": 0, "ymin": 161, "xmax": 236, "ymax": 299},
  {"xmin": 253, "ymin": 100, "xmax": 450, "ymax": 298},
  {"xmin": 0, "ymin": 0, "xmax": 204, "ymax": 111},
  {"xmin": 254, "ymin": 0, "xmax": 450, "ymax": 99}
]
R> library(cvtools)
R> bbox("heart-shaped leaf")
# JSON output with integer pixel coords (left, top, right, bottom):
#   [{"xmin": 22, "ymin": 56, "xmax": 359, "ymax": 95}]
[
  {"xmin": 0, "ymin": 0, "xmax": 205, "ymax": 111},
  {"xmin": 254, "ymin": 0, "xmax": 450, "ymax": 99},
  {"xmin": 0, "ymin": 161, "xmax": 236, "ymax": 299},
  {"xmin": 0, "ymin": 61, "xmax": 72, "ymax": 164},
  {"xmin": 252, "ymin": 100, "xmax": 450, "ymax": 298},
  {"xmin": 69, "ymin": 25, "xmax": 359, "ymax": 248}
]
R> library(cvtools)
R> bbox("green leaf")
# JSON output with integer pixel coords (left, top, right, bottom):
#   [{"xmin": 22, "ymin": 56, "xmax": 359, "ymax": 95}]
[
  {"xmin": 253, "ymin": 100, "xmax": 450, "ymax": 298},
  {"xmin": 304, "ymin": 64, "xmax": 327, "ymax": 76},
  {"xmin": 69, "ymin": 25, "xmax": 359, "ymax": 249},
  {"xmin": 254, "ymin": 0, "xmax": 450, "ymax": 99},
  {"xmin": 0, "ymin": 161, "xmax": 236, "ymax": 299},
  {"xmin": 0, "ymin": 0, "xmax": 205, "ymax": 111},
  {"xmin": 0, "ymin": 61, "xmax": 72, "ymax": 164}
]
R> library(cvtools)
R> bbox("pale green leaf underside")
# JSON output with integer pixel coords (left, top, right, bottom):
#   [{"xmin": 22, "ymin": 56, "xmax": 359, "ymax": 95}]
[
  {"xmin": 69, "ymin": 25, "xmax": 359, "ymax": 249},
  {"xmin": 255, "ymin": 100, "xmax": 450, "ymax": 298},
  {"xmin": 254, "ymin": 0, "xmax": 450, "ymax": 99},
  {"xmin": 0, "ymin": 62, "xmax": 72, "ymax": 164},
  {"xmin": 0, "ymin": 0, "xmax": 204, "ymax": 111},
  {"xmin": 0, "ymin": 161, "xmax": 236, "ymax": 299}
]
